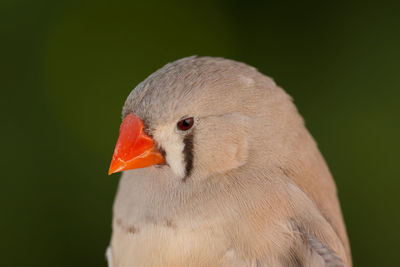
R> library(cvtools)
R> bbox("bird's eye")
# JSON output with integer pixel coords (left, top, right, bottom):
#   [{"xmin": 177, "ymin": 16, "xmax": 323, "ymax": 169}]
[{"xmin": 177, "ymin": 117, "xmax": 194, "ymax": 131}]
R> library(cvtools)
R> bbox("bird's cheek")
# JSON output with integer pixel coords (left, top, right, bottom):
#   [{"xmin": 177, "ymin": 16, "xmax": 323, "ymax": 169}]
[
  {"xmin": 200, "ymin": 136, "xmax": 248, "ymax": 175},
  {"xmin": 196, "ymin": 115, "xmax": 250, "ymax": 176}
]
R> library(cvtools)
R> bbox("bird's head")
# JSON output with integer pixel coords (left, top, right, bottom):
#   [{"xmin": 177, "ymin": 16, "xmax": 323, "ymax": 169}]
[{"xmin": 109, "ymin": 56, "xmax": 297, "ymax": 181}]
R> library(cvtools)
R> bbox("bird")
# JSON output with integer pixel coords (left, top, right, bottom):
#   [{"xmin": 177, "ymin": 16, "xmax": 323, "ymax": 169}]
[{"xmin": 106, "ymin": 56, "xmax": 351, "ymax": 267}]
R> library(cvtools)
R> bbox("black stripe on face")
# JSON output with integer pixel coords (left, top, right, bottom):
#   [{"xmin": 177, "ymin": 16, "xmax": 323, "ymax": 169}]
[
  {"xmin": 159, "ymin": 146, "xmax": 166, "ymax": 160},
  {"xmin": 182, "ymin": 132, "xmax": 194, "ymax": 181}
]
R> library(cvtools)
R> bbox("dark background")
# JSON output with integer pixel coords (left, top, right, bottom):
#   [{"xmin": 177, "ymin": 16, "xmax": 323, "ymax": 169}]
[{"xmin": 2, "ymin": 0, "xmax": 399, "ymax": 266}]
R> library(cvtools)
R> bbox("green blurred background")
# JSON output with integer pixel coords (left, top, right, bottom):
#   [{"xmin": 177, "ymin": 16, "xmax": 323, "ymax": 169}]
[{"xmin": 2, "ymin": 0, "xmax": 399, "ymax": 266}]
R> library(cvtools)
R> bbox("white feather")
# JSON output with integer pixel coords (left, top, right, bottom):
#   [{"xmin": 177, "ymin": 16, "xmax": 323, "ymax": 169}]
[{"xmin": 153, "ymin": 124, "xmax": 186, "ymax": 178}]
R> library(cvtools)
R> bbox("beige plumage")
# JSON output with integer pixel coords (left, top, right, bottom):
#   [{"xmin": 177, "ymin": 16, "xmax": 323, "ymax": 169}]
[{"xmin": 107, "ymin": 56, "xmax": 351, "ymax": 266}]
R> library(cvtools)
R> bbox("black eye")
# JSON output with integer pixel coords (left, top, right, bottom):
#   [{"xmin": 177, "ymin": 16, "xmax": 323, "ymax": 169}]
[{"xmin": 177, "ymin": 117, "xmax": 194, "ymax": 131}]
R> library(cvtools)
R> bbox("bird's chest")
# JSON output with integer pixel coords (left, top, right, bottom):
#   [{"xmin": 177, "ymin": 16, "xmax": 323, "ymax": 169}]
[{"xmin": 110, "ymin": 218, "xmax": 228, "ymax": 267}]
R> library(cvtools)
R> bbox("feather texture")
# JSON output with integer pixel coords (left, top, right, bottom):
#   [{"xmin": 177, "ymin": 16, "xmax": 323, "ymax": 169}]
[{"xmin": 107, "ymin": 56, "xmax": 351, "ymax": 266}]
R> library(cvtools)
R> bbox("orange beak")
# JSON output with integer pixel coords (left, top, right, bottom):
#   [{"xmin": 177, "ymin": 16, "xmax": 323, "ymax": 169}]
[{"xmin": 108, "ymin": 113, "xmax": 165, "ymax": 175}]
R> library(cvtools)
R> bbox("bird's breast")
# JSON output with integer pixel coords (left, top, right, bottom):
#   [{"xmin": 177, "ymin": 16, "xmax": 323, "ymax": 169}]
[{"xmin": 109, "ymin": 217, "xmax": 229, "ymax": 267}]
